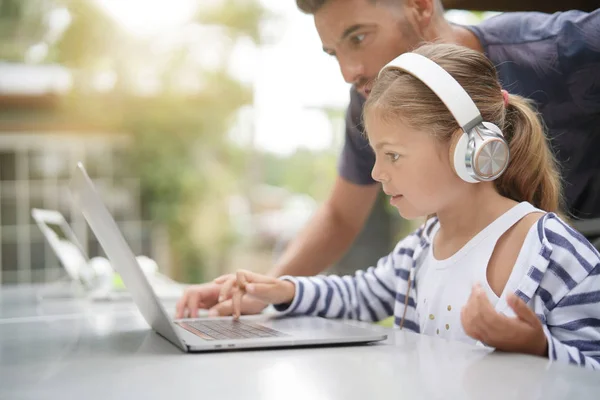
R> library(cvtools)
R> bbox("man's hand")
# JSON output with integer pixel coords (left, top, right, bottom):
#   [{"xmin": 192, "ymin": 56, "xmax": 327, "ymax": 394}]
[{"xmin": 461, "ymin": 284, "xmax": 548, "ymax": 357}]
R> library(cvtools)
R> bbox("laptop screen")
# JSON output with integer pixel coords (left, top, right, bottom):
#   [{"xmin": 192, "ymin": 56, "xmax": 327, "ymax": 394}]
[
  {"xmin": 46, "ymin": 222, "xmax": 70, "ymax": 241},
  {"xmin": 32, "ymin": 209, "xmax": 94, "ymax": 286}
]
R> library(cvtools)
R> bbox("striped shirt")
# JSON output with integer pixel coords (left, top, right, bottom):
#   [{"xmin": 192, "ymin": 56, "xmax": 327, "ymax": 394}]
[{"xmin": 277, "ymin": 212, "xmax": 600, "ymax": 370}]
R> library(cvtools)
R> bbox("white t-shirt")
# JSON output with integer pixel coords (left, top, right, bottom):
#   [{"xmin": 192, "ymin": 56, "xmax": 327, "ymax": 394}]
[{"xmin": 415, "ymin": 202, "xmax": 542, "ymax": 344}]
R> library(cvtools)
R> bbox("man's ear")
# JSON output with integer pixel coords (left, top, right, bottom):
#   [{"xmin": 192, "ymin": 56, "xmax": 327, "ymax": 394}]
[{"xmin": 403, "ymin": 0, "xmax": 436, "ymax": 33}]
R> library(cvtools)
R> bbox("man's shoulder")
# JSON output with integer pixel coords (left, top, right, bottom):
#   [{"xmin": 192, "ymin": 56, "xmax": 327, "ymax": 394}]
[
  {"xmin": 467, "ymin": 9, "xmax": 600, "ymax": 107},
  {"xmin": 469, "ymin": 10, "xmax": 595, "ymax": 48}
]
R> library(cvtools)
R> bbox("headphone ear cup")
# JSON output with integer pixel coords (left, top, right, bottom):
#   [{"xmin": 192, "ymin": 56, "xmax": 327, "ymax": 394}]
[
  {"xmin": 478, "ymin": 121, "xmax": 510, "ymax": 180},
  {"xmin": 450, "ymin": 130, "xmax": 479, "ymax": 183},
  {"xmin": 481, "ymin": 121, "xmax": 504, "ymax": 137}
]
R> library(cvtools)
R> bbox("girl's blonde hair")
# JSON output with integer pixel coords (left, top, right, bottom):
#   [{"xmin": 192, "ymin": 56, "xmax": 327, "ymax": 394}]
[{"xmin": 365, "ymin": 43, "xmax": 564, "ymax": 214}]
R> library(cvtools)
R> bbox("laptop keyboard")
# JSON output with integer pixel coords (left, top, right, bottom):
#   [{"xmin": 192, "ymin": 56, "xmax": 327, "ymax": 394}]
[{"xmin": 177, "ymin": 320, "xmax": 286, "ymax": 341}]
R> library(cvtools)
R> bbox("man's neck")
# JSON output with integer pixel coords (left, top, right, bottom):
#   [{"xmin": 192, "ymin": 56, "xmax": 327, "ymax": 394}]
[
  {"xmin": 425, "ymin": 18, "xmax": 484, "ymax": 53},
  {"xmin": 452, "ymin": 24, "xmax": 484, "ymax": 53}
]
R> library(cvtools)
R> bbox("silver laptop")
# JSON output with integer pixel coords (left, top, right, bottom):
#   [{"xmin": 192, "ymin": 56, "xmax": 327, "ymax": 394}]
[
  {"xmin": 31, "ymin": 207, "xmax": 183, "ymax": 301},
  {"xmin": 70, "ymin": 162, "xmax": 387, "ymax": 352},
  {"xmin": 31, "ymin": 208, "xmax": 95, "ymax": 288}
]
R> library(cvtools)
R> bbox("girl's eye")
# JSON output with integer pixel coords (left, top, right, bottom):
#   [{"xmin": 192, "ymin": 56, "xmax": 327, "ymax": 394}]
[
  {"xmin": 386, "ymin": 152, "xmax": 400, "ymax": 162},
  {"xmin": 350, "ymin": 34, "xmax": 366, "ymax": 46}
]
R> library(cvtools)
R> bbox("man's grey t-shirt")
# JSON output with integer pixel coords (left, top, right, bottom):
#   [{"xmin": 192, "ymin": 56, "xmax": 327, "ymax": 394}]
[{"xmin": 339, "ymin": 10, "xmax": 600, "ymax": 219}]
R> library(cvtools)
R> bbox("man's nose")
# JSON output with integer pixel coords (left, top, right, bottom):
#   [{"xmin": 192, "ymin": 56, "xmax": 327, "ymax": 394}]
[{"xmin": 339, "ymin": 58, "xmax": 365, "ymax": 85}]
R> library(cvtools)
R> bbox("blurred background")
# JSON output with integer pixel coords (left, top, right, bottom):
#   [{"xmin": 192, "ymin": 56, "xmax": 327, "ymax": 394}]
[{"xmin": 0, "ymin": 0, "xmax": 594, "ymax": 286}]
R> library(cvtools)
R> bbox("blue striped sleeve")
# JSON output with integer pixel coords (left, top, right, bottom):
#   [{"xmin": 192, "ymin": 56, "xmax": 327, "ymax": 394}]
[
  {"xmin": 274, "ymin": 229, "xmax": 422, "ymax": 322},
  {"xmin": 539, "ymin": 216, "xmax": 600, "ymax": 370},
  {"xmin": 544, "ymin": 273, "xmax": 600, "ymax": 370}
]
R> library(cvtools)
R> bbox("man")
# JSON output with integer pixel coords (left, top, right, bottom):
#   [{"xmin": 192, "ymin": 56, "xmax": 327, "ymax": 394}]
[{"xmin": 176, "ymin": 0, "xmax": 600, "ymax": 318}]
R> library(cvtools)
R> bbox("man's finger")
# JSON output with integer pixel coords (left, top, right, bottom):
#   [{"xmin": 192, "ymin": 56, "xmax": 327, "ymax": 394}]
[{"xmin": 507, "ymin": 293, "xmax": 539, "ymax": 326}]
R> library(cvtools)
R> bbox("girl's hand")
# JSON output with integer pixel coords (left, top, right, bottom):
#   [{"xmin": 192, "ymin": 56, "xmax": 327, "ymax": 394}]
[
  {"xmin": 217, "ymin": 270, "xmax": 296, "ymax": 320},
  {"xmin": 461, "ymin": 283, "xmax": 548, "ymax": 357}
]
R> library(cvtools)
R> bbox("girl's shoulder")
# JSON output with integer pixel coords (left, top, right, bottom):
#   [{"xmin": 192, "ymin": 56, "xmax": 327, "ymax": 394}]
[
  {"xmin": 529, "ymin": 213, "xmax": 600, "ymax": 297},
  {"xmin": 536, "ymin": 212, "xmax": 600, "ymax": 265}
]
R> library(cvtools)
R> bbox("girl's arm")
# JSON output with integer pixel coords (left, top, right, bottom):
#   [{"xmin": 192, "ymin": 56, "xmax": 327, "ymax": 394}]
[{"xmin": 274, "ymin": 229, "xmax": 423, "ymax": 323}]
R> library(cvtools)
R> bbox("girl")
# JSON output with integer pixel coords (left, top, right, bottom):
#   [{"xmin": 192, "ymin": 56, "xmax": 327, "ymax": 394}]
[{"xmin": 218, "ymin": 43, "xmax": 600, "ymax": 370}]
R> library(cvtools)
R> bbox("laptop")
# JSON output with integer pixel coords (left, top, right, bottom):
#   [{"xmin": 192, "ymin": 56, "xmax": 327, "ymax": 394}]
[
  {"xmin": 32, "ymin": 207, "xmax": 184, "ymax": 301},
  {"xmin": 70, "ymin": 162, "xmax": 387, "ymax": 352},
  {"xmin": 31, "ymin": 208, "xmax": 95, "ymax": 288}
]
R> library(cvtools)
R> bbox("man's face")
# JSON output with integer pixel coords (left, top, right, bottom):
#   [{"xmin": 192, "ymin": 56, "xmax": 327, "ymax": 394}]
[{"xmin": 315, "ymin": 0, "xmax": 422, "ymax": 98}]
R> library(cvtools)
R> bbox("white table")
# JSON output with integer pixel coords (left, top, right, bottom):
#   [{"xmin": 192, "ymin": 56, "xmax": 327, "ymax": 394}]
[{"xmin": 1, "ymin": 285, "xmax": 598, "ymax": 400}]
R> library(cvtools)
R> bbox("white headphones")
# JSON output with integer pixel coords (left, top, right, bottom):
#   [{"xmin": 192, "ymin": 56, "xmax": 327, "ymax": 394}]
[{"xmin": 378, "ymin": 52, "xmax": 510, "ymax": 183}]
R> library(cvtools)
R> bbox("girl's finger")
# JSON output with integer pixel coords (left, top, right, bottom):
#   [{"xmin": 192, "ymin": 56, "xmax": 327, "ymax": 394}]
[
  {"xmin": 219, "ymin": 276, "xmax": 237, "ymax": 303},
  {"xmin": 232, "ymin": 288, "xmax": 243, "ymax": 320},
  {"xmin": 214, "ymin": 274, "xmax": 233, "ymax": 284}
]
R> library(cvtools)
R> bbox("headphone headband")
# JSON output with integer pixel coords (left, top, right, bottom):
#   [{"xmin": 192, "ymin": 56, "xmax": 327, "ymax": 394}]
[
  {"xmin": 379, "ymin": 52, "xmax": 483, "ymax": 133},
  {"xmin": 378, "ymin": 51, "xmax": 510, "ymax": 184}
]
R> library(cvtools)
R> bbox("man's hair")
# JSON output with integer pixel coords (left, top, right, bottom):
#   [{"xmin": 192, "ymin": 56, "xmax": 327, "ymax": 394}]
[
  {"xmin": 296, "ymin": 0, "xmax": 443, "ymax": 16},
  {"xmin": 296, "ymin": 0, "xmax": 376, "ymax": 14}
]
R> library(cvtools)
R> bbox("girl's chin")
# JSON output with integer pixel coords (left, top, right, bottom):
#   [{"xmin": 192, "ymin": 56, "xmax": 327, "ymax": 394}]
[{"xmin": 391, "ymin": 200, "xmax": 429, "ymax": 221}]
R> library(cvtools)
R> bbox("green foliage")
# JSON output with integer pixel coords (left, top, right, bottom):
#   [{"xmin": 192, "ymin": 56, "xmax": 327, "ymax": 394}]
[
  {"xmin": 196, "ymin": 0, "xmax": 270, "ymax": 44},
  {"xmin": 120, "ymin": 93, "xmax": 251, "ymax": 282},
  {"xmin": 1, "ymin": 0, "xmax": 264, "ymax": 282},
  {"xmin": 262, "ymin": 149, "xmax": 337, "ymax": 202},
  {"xmin": 0, "ymin": 0, "xmax": 347, "ymax": 282},
  {"xmin": 0, "ymin": 0, "xmax": 51, "ymax": 61},
  {"xmin": 52, "ymin": 1, "xmax": 122, "ymax": 69}
]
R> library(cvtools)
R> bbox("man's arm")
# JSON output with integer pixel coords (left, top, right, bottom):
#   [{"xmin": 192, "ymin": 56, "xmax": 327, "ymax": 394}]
[
  {"xmin": 268, "ymin": 176, "xmax": 380, "ymax": 277},
  {"xmin": 176, "ymin": 88, "xmax": 378, "ymax": 317},
  {"xmin": 269, "ymin": 87, "xmax": 378, "ymax": 277}
]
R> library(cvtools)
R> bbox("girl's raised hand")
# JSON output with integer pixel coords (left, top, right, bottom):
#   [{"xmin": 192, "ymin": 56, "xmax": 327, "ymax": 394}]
[
  {"xmin": 217, "ymin": 270, "xmax": 296, "ymax": 320},
  {"xmin": 461, "ymin": 283, "xmax": 548, "ymax": 357}
]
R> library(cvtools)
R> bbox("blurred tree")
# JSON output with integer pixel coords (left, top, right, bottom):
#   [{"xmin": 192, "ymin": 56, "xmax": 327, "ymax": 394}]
[
  {"xmin": 197, "ymin": 0, "xmax": 268, "ymax": 43},
  {"xmin": 0, "ymin": 0, "xmax": 266, "ymax": 282},
  {"xmin": 262, "ymin": 149, "xmax": 337, "ymax": 202},
  {"xmin": 0, "ymin": 0, "xmax": 51, "ymax": 61}
]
